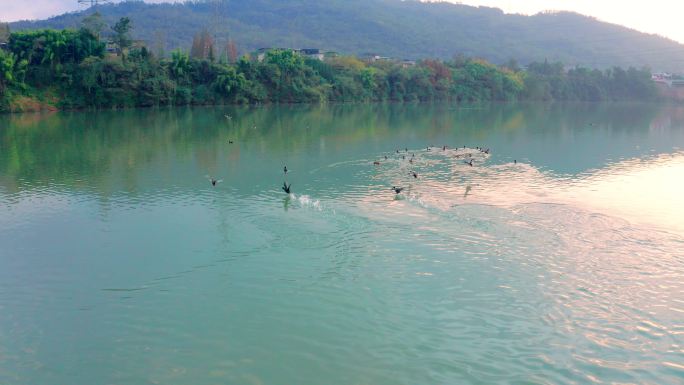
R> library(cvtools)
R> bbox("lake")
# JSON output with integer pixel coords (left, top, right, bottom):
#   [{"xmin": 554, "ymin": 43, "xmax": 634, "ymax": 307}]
[{"xmin": 1, "ymin": 103, "xmax": 683, "ymax": 384}]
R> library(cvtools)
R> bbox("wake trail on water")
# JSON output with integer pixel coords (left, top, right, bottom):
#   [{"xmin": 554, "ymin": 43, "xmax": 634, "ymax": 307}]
[{"xmin": 286, "ymin": 193, "xmax": 325, "ymax": 212}]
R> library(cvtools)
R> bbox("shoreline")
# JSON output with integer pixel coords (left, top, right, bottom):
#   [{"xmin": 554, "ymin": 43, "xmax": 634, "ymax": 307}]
[{"xmin": 1, "ymin": 97, "xmax": 676, "ymax": 116}]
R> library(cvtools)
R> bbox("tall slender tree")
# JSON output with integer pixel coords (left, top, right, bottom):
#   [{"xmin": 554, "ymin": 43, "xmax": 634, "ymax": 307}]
[
  {"xmin": 111, "ymin": 17, "xmax": 132, "ymax": 62},
  {"xmin": 190, "ymin": 30, "xmax": 214, "ymax": 60},
  {"xmin": 226, "ymin": 39, "xmax": 238, "ymax": 63},
  {"xmin": 0, "ymin": 23, "xmax": 10, "ymax": 43}
]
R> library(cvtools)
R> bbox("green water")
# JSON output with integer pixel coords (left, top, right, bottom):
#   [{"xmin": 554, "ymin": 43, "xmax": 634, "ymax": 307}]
[{"xmin": 1, "ymin": 103, "xmax": 683, "ymax": 385}]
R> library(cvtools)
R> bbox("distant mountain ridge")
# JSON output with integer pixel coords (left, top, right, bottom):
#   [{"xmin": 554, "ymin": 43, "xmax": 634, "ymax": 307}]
[{"xmin": 9, "ymin": 0, "xmax": 684, "ymax": 71}]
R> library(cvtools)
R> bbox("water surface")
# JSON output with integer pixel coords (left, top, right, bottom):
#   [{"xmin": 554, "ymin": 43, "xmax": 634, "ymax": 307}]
[{"xmin": 1, "ymin": 103, "xmax": 683, "ymax": 384}]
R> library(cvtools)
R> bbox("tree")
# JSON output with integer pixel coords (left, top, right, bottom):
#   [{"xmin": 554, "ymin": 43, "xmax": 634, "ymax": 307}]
[
  {"xmin": 208, "ymin": 44, "xmax": 215, "ymax": 63},
  {"xmin": 153, "ymin": 30, "xmax": 166, "ymax": 58},
  {"xmin": 226, "ymin": 39, "xmax": 238, "ymax": 63},
  {"xmin": 213, "ymin": 65, "xmax": 247, "ymax": 99},
  {"xmin": 82, "ymin": 12, "xmax": 106, "ymax": 40},
  {"xmin": 169, "ymin": 49, "xmax": 190, "ymax": 81},
  {"xmin": 190, "ymin": 30, "xmax": 214, "ymax": 60},
  {"xmin": 190, "ymin": 34, "xmax": 201, "ymax": 59},
  {"xmin": 111, "ymin": 17, "xmax": 132, "ymax": 62},
  {"xmin": 504, "ymin": 58, "xmax": 520, "ymax": 72},
  {"xmin": 0, "ymin": 50, "xmax": 16, "ymax": 93},
  {"xmin": 0, "ymin": 23, "xmax": 10, "ymax": 43}
]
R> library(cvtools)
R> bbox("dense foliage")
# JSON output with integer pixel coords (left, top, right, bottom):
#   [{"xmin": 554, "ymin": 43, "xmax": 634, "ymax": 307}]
[
  {"xmin": 0, "ymin": 21, "xmax": 660, "ymax": 113},
  {"xmin": 10, "ymin": 0, "xmax": 684, "ymax": 72}
]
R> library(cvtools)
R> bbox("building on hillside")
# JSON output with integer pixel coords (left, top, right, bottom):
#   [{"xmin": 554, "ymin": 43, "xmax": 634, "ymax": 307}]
[
  {"xmin": 255, "ymin": 48, "xmax": 273, "ymax": 62},
  {"xmin": 360, "ymin": 53, "xmax": 391, "ymax": 63},
  {"xmin": 651, "ymin": 72, "xmax": 684, "ymax": 88},
  {"xmin": 401, "ymin": 59, "xmax": 416, "ymax": 68},
  {"xmin": 296, "ymin": 48, "xmax": 324, "ymax": 61},
  {"xmin": 105, "ymin": 40, "xmax": 147, "ymax": 58},
  {"xmin": 105, "ymin": 41, "xmax": 118, "ymax": 57},
  {"xmin": 652, "ymin": 72, "xmax": 672, "ymax": 81},
  {"xmin": 254, "ymin": 47, "xmax": 333, "ymax": 62}
]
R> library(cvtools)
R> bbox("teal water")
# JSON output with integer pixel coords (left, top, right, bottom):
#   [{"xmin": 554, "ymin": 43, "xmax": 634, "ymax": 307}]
[{"xmin": 1, "ymin": 103, "xmax": 683, "ymax": 384}]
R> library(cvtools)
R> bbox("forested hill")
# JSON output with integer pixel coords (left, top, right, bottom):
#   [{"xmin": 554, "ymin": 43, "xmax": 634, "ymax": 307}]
[{"xmin": 9, "ymin": 0, "xmax": 684, "ymax": 71}]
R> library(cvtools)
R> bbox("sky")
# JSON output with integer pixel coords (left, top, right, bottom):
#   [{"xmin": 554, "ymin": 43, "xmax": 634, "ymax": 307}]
[
  {"xmin": 454, "ymin": 0, "xmax": 684, "ymax": 44},
  {"xmin": 1, "ymin": 0, "xmax": 683, "ymax": 44}
]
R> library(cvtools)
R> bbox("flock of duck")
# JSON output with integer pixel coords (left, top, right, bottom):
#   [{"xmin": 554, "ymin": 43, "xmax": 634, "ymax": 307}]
[
  {"xmin": 207, "ymin": 143, "xmax": 509, "ymax": 198},
  {"xmin": 377, "ymin": 145, "xmax": 497, "ymax": 197}
]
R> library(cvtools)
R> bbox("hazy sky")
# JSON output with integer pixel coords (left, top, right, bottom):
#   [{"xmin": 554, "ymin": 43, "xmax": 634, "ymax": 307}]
[
  {"xmin": 2, "ymin": 0, "xmax": 683, "ymax": 44},
  {"xmin": 456, "ymin": 0, "xmax": 684, "ymax": 43}
]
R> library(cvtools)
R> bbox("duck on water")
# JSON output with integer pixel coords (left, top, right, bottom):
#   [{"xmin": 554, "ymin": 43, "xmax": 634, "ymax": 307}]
[{"xmin": 282, "ymin": 182, "xmax": 292, "ymax": 194}]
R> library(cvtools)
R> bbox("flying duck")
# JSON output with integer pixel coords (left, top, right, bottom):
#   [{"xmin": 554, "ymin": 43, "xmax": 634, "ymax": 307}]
[{"xmin": 206, "ymin": 175, "xmax": 223, "ymax": 186}]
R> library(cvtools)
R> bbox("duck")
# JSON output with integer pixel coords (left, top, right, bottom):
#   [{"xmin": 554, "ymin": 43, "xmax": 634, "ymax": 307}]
[
  {"xmin": 228, "ymin": 140, "xmax": 234, "ymax": 144},
  {"xmin": 282, "ymin": 182, "xmax": 291, "ymax": 194},
  {"xmin": 410, "ymin": 171, "xmax": 418, "ymax": 179},
  {"xmin": 465, "ymin": 159, "xmax": 474, "ymax": 166},
  {"xmin": 374, "ymin": 161, "xmax": 381, "ymax": 166},
  {"xmin": 206, "ymin": 175, "xmax": 223, "ymax": 186},
  {"xmin": 392, "ymin": 186, "xmax": 404, "ymax": 194},
  {"xmin": 283, "ymin": 166, "xmax": 288, "ymax": 175}
]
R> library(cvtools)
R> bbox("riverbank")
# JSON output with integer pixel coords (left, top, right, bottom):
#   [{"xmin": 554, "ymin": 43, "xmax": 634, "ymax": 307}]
[{"xmin": 0, "ymin": 27, "xmax": 662, "ymax": 114}]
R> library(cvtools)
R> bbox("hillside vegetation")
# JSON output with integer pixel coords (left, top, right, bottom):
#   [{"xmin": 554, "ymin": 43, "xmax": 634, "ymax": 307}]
[
  {"xmin": 9, "ymin": 0, "xmax": 684, "ymax": 72},
  {"xmin": 0, "ymin": 15, "xmax": 659, "ymax": 113}
]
